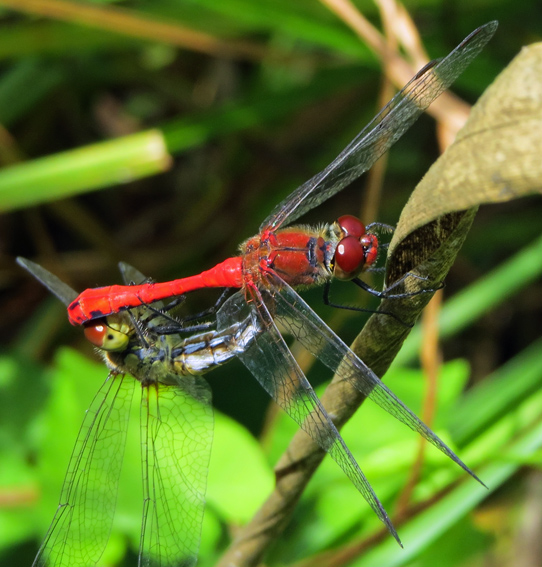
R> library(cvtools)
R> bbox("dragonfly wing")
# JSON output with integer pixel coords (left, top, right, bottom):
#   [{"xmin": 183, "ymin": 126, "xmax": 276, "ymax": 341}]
[
  {"xmin": 269, "ymin": 276, "xmax": 482, "ymax": 483},
  {"xmin": 119, "ymin": 262, "xmax": 148, "ymax": 285},
  {"xmin": 139, "ymin": 375, "xmax": 213, "ymax": 567},
  {"xmin": 216, "ymin": 289, "xmax": 400, "ymax": 543},
  {"xmin": 32, "ymin": 374, "xmax": 134, "ymax": 567},
  {"xmin": 17, "ymin": 257, "xmax": 78, "ymax": 306},
  {"xmin": 260, "ymin": 21, "xmax": 497, "ymax": 232}
]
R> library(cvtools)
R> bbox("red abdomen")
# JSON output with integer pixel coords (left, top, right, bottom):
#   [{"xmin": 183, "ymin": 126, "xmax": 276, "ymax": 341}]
[{"xmin": 68, "ymin": 256, "xmax": 244, "ymax": 325}]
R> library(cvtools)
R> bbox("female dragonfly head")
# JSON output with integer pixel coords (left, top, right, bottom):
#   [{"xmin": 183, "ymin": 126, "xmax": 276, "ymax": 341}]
[{"xmin": 83, "ymin": 314, "xmax": 132, "ymax": 352}]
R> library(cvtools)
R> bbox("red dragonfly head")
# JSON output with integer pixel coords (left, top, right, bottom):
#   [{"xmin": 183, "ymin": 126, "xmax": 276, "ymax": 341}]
[{"xmin": 331, "ymin": 215, "xmax": 378, "ymax": 280}]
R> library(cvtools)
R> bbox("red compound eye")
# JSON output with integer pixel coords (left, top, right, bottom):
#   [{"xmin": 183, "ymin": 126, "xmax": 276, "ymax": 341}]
[
  {"xmin": 337, "ymin": 215, "xmax": 365, "ymax": 238},
  {"xmin": 334, "ymin": 235, "xmax": 366, "ymax": 280},
  {"xmin": 84, "ymin": 320, "xmax": 108, "ymax": 348}
]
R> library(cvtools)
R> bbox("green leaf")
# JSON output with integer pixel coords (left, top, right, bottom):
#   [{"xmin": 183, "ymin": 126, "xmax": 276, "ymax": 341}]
[
  {"xmin": 0, "ymin": 130, "xmax": 172, "ymax": 212},
  {"xmin": 207, "ymin": 411, "xmax": 274, "ymax": 523}
]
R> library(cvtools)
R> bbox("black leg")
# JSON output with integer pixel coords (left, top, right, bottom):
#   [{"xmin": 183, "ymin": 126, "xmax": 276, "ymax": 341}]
[
  {"xmin": 323, "ymin": 281, "xmax": 412, "ymax": 327},
  {"xmin": 352, "ymin": 273, "xmax": 444, "ymax": 300},
  {"xmin": 149, "ymin": 288, "xmax": 233, "ymax": 335}
]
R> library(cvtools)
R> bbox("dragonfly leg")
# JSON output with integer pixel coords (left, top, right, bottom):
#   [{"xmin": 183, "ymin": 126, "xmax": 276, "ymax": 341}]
[
  {"xmin": 351, "ymin": 274, "xmax": 444, "ymax": 300},
  {"xmin": 148, "ymin": 289, "xmax": 234, "ymax": 335},
  {"xmin": 323, "ymin": 281, "xmax": 412, "ymax": 327},
  {"xmin": 381, "ymin": 273, "xmax": 445, "ymax": 299},
  {"xmin": 153, "ymin": 320, "xmax": 216, "ymax": 335},
  {"xmin": 161, "ymin": 296, "xmax": 187, "ymax": 311},
  {"xmin": 365, "ymin": 221, "xmax": 395, "ymax": 234},
  {"xmin": 123, "ymin": 298, "xmax": 216, "ymax": 335},
  {"xmin": 364, "ymin": 265, "xmax": 386, "ymax": 274},
  {"xmin": 180, "ymin": 288, "xmax": 233, "ymax": 322}
]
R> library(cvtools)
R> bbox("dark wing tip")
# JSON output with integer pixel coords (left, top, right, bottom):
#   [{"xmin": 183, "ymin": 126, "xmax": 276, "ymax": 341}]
[
  {"xmin": 390, "ymin": 524, "xmax": 403, "ymax": 547},
  {"xmin": 16, "ymin": 256, "xmax": 78, "ymax": 306}
]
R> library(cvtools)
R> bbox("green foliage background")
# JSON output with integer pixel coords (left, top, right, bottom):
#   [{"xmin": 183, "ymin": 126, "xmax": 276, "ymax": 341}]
[{"xmin": 0, "ymin": 1, "xmax": 541, "ymax": 566}]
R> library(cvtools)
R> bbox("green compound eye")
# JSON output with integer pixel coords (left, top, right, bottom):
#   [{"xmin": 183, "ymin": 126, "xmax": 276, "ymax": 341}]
[{"xmin": 83, "ymin": 319, "xmax": 129, "ymax": 352}]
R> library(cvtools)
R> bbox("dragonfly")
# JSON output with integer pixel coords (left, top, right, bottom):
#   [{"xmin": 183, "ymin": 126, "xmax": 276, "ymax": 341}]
[
  {"xmin": 20, "ymin": 256, "xmax": 476, "ymax": 567},
  {"xmin": 66, "ymin": 21, "xmax": 497, "ymax": 328},
  {"xmin": 18, "ymin": 257, "xmax": 260, "ymax": 567},
  {"xmin": 19, "ymin": 21, "xmax": 497, "ymax": 564}
]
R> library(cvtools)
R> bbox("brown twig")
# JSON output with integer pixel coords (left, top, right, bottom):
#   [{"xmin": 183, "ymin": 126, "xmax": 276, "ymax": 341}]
[
  {"xmin": 319, "ymin": 0, "xmax": 472, "ymax": 135},
  {"xmin": 0, "ymin": 0, "xmax": 271, "ymax": 61},
  {"xmin": 396, "ymin": 289, "xmax": 443, "ymax": 516}
]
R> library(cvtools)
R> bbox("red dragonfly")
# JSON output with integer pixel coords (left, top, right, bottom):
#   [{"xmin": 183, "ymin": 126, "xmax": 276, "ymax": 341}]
[
  {"xmin": 67, "ymin": 22, "xmax": 497, "ymax": 328},
  {"xmin": 21, "ymin": 22, "xmax": 497, "ymax": 562},
  {"xmin": 19, "ymin": 256, "xmax": 474, "ymax": 566}
]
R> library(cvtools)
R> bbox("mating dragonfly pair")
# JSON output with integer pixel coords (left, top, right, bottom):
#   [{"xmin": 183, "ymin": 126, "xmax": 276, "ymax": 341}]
[{"xmin": 19, "ymin": 20, "xmax": 497, "ymax": 567}]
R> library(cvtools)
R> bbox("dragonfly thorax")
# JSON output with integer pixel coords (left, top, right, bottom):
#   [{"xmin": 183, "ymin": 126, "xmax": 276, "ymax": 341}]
[
  {"xmin": 241, "ymin": 227, "xmax": 330, "ymax": 288},
  {"xmin": 240, "ymin": 216, "xmax": 377, "ymax": 289}
]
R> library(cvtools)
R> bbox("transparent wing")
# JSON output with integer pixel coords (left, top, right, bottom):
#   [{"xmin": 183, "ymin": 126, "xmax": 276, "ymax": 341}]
[
  {"xmin": 268, "ymin": 275, "xmax": 483, "ymax": 484},
  {"xmin": 139, "ymin": 375, "xmax": 213, "ymax": 567},
  {"xmin": 33, "ymin": 375, "xmax": 134, "ymax": 567},
  {"xmin": 17, "ymin": 257, "xmax": 77, "ymax": 306},
  {"xmin": 119, "ymin": 262, "xmax": 148, "ymax": 285},
  {"xmin": 260, "ymin": 21, "xmax": 497, "ymax": 232},
  {"xmin": 216, "ymin": 289, "xmax": 400, "ymax": 543}
]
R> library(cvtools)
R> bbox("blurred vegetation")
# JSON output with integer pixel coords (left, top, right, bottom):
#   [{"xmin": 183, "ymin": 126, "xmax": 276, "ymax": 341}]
[{"xmin": 0, "ymin": 1, "xmax": 541, "ymax": 566}]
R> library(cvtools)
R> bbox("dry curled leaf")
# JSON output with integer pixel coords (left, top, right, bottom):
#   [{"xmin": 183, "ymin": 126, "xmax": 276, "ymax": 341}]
[{"xmin": 389, "ymin": 41, "xmax": 542, "ymax": 278}]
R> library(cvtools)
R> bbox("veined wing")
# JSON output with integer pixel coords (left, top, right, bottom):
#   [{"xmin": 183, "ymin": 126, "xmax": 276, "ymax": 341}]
[
  {"xmin": 119, "ymin": 262, "xmax": 148, "ymax": 286},
  {"xmin": 117, "ymin": 261, "xmax": 170, "ymax": 328},
  {"xmin": 260, "ymin": 21, "xmax": 497, "ymax": 232},
  {"xmin": 22, "ymin": 258, "xmax": 215, "ymax": 567},
  {"xmin": 216, "ymin": 289, "xmax": 400, "ymax": 543},
  {"xmin": 32, "ymin": 374, "xmax": 134, "ymax": 567},
  {"xmin": 139, "ymin": 374, "xmax": 213, "ymax": 567},
  {"xmin": 268, "ymin": 276, "xmax": 483, "ymax": 484},
  {"xmin": 16, "ymin": 257, "xmax": 77, "ymax": 306}
]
